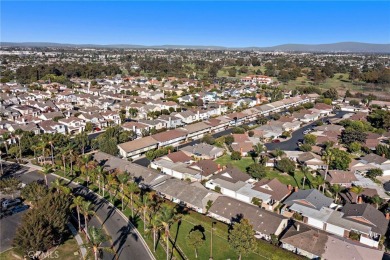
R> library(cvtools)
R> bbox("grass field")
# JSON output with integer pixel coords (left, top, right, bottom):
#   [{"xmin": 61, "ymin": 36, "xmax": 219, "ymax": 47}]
[
  {"xmin": 215, "ymin": 155, "xmax": 314, "ymax": 189},
  {"xmin": 0, "ymin": 235, "xmax": 81, "ymax": 260}
]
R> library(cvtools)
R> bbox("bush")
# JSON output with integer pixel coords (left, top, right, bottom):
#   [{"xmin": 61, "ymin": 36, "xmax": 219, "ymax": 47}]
[
  {"xmin": 231, "ymin": 151, "xmax": 242, "ymax": 160},
  {"xmin": 248, "ymin": 130, "xmax": 254, "ymax": 137},
  {"xmin": 299, "ymin": 143, "xmax": 312, "ymax": 152},
  {"xmin": 224, "ymin": 135, "xmax": 235, "ymax": 145},
  {"xmin": 232, "ymin": 127, "xmax": 245, "ymax": 134},
  {"xmin": 247, "ymin": 163, "xmax": 267, "ymax": 179}
]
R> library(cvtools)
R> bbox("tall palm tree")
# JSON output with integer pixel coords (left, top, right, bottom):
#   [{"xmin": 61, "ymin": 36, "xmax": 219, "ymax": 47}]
[
  {"xmin": 311, "ymin": 175, "xmax": 325, "ymax": 192},
  {"xmin": 273, "ymin": 148, "xmax": 285, "ymax": 159},
  {"xmin": 119, "ymin": 175, "xmax": 129, "ymax": 210},
  {"xmin": 71, "ymin": 196, "xmax": 85, "ymax": 231},
  {"xmin": 2, "ymin": 132, "xmax": 9, "ymax": 154},
  {"xmin": 106, "ymin": 174, "xmax": 119, "ymax": 200},
  {"xmin": 140, "ymin": 194, "xmax": 153, "ymax": 232},
  {"xmin": 31, "ymin": 145, "xmax": 38, "ymax": 162},
  {"xmin": 147, "ymin": 213, "xmax": 162, "ymax": 253},
  {"xmin": 158, "ymin": 204, "xmax": 175, "ymax": 260},
  {"xmin": 350, "ymin": 185, "xmax": 364, "ymax": 203},
  {"xmin": 95, "ymin": 165, "xmax": 105, "ymax": 195},
  {"xmin": 322, "ymin": 148, "xmax": 334, "ymax": 185},
  {"xmin": 80, "ymin": 201, "xmax": 95, "ymax": 231},
  {"xmin": 41, "ymin": 164, "xmax": 52, "ymax": 186},
  {"xmin": 124, "ymin": 181, "xmax": 140, "ymax": 218},
  {"xmin": 331, "ymin": 184, "xmax": 342, "ymax": 202},
  {"xmin": 83, "ymin": 226, "xmax": 115, "ymax": 260}
]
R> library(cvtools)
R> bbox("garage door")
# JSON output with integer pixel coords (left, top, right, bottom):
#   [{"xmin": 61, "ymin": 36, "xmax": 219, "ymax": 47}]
[
  {"xmin": 307, "ymin": 218, "xmax": 324, "ymax": 229},
  {"xmin": 326, "ymin": 223, "xmax": 345, "ymax": 237}
]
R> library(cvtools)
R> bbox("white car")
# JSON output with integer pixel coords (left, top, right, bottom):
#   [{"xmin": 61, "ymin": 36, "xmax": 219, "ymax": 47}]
[{"xmin": 2, "ymin": 198, "xmax": 22, "ymax": 209}]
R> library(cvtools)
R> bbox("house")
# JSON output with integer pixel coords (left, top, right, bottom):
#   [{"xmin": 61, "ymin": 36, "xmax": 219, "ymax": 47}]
[
  {"xmin": 181, "ymin": 143, "xmax": 225, "ymax": 159},
  {"xmin": 138, "ymin": 119, "xmax": 165, "ymax": 130},
  {"xmin": 121, "ymin": 121, "xmax": 150, "ymax": 137},
  {"xmin": 151, "ymin": 129, "xmax": 187, "ymax": 147},
  {"xmin": 157, "ymin": 115, "xmax": 183, "ymax": 129},
  {"xmin": 282, "ymin": 189, "xmax": 334, "ymax": 212},
  {"xmin": 250, "ymin": 179, "xmax": 291, "ymax": 210},
  {"xmin": 153, "ymin": 178, "xmax": 220, "ymax": 214},
  {"xmin": 297, "ymin": 152, "xmax": 326, "ymax": 170},
  {"xmin": 38, "ymin": 120, "xmax": 67, "ymax": 134},
  {"xmin": 151, "ymin": 159, "xmax": 202, "ymax": 181},
  {"xmin": 359, "ymin": 153, "xmax": 390, "ymax": 176},
  {"xmin": 172, "ymin": 110, "xmax": 198, "ymax": 124},
  {"xmin": 58, "ymin": 117, "xmax": 86, "ymax": 134},
  {"xmin": 208, "ymin": 196, "xmax": 288, "ymax": 241},
  {"xmin": 181, "ymin": 122, "xmax": 211, "ymax": 140},
  {"xmin": 230, "ymin": 134, "xmax": 254, "ymax": 156},
  {"xmin": 118, "ymin": 136, "xmax": 158, "ymax": 159},
  {"xmin": 189, "ymin": 159, "xmax": 220, "ymax": 179},
  {"xmin": 322, "ymin": 170, "xmax": 358, "ymax": 187}
]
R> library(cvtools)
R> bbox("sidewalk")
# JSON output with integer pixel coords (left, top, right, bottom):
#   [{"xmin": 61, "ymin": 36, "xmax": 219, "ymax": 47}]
[{"xmin": 66, "ymin": 223, "xmax": 87, "ymax": 258}]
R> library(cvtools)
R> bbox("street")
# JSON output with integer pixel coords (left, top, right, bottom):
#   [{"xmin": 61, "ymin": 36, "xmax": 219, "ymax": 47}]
[{"xmin": 0, "ymin": 163, "xmax": 153, "ymax": 260}]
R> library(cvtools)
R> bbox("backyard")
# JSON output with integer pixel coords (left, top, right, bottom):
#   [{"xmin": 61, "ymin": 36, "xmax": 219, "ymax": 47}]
[{"xmin": 215, "ymin": 154, "xmax": 314, "ymax": 189}]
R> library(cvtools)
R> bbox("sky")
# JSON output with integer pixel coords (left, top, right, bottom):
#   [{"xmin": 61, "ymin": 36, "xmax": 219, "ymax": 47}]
[{"xmin": 1, "ymin": 1, "xmax": 390, "ymax": 47}]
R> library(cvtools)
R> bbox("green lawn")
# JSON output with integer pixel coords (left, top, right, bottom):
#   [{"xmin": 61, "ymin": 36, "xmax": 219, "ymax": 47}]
[
  {"xmin": 215, "ymin": 155, "xmax": 314, "ymax": 189},
  {"xmin": 0, "ymin": 235, "xmax": 81, "ymax": 260},
  {"xmin": 169, "ymin": 210, "xmax": 303, "ymax": 260}
]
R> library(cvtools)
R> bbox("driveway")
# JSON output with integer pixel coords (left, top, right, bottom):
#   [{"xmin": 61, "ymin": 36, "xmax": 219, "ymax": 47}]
[{"xmin": 1, "ymin": 163, "xmax": 153, "ymax": 260}]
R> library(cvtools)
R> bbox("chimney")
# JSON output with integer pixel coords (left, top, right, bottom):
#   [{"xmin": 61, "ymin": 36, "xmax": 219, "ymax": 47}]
[
  {"xmin": 358, "ymin": 196, "xmax": 363, "ymax": 204},
  {"xmin": 294, "ymin": 186, "xmax": 298, "ymax": 192},
  {"xmin": 240, "ymin": 147, "xmax": 243, "ymax": 156},
  {"xmin": 383, "ymin": 154, "xmax": 386, "ymax": 158},
  {"xmin": 168, "ymin": 149, "xmax": 171, "ymax": 154},
  {"xmin": 386, "ymin": 213, "xmax": 390, "ymax": 220},
  {"xmin": 297, "ymin": 224, "xmax": 300, "ymax": 232},
  {"xmin": 218, "ymin": 164, "xmax": 221, "ymax": 170},
  {"xmin": 287, "ymin": 184, "xmax": 292, "ymax": 191}
]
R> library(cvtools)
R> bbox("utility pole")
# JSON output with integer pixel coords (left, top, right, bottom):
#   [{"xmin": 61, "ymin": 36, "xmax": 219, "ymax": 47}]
[{"xmin": 209, "ymin": 222, "xmax": 216, "ymax": 260}]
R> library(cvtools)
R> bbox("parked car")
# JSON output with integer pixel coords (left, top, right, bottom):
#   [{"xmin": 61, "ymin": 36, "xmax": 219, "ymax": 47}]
[
  {"xmin": 11, "ymin": 205, "xmax": 29, "ymax": 214},
  {"xmin": 0, "ymin": 210, "xmax": 13, "ymax": 219},
  {"xmin": 272, "ymin": 139, "xmax": 281, "ymax": 143},
  {"xmin": 2, "ymin": 198, "xmax": 22, "ymax": 209}
]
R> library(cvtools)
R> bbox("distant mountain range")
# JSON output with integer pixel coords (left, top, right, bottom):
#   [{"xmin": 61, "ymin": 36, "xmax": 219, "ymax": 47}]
[{"xmin": 1, "ymin": 41, "xmax": 390, "ymax": 53}]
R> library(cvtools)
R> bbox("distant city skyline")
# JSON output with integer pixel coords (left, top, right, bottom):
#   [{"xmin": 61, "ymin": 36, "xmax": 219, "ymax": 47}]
[{"xmin": 1, "ymin": 1, "xmax": 390, "ymax": 47}]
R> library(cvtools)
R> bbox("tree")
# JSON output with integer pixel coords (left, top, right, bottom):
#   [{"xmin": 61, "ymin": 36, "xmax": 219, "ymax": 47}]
[
  {"xmin": 158, "ymin": 204, "xmax": 176, "ymax": 260},
  {"xmin": 124, "ymin": 181, "xmax": 140, "ymax": 218},
  {"xmin": 252, "ymin": 143, "xmax": 266, "ymax": 161},
  {"xmin": 71, "ymin": 196, "xmax": 85, "ymax": 231},
  {"xmin": 41, "ymin": 164, "xmax": 52, "ymax": 186},
  {"xmin": 231, "ymin": 151, "xmax": 242, "ymax": 160},
  {"xmin": 304, "ymin": 134, "xmax": 317, "ymax": 145},
  {"xmin": 0, "ymin": 177, "xmax": 21, "ymax": 199},
  {"xmin": 366, "ymin": 168, "xmax": 383, "ymax": 179},
  {"xmin": 331, "ymin": 184, "xmax": 343, "ymax": 202},
  {"xmin": 145, "ymin": 150, "xmax": 155, "ymax": 163},
  {"xmin": 251, "ymin": 197, "xmax": 262, "ymax": 206},
  {"xmin": 299, "ymin": 143, "xmax": 312, "ymax": 152},
  {"xmin": 51, "ymin": 178, "xmax": 71, "ymax": 195},
  {"xmin": 246, "ymin": 163, "xmax": 266, "ymax": 179},
  {"xmin": 370, "ymin": 195, "xmax": 383, "ymax": 209},
  {"xmin": 85, "ymin": 122, "xmax": 94, "ymax": 133},
  {"xmin": 224, "ymin": 135, "xmax": 234, "ymax": 145},
  {"xmin": 201, "ymin": 134, "xmax": 215, "ymax": 145},
  {"xmin": 273, "ymin": 148, "xmax": 286, "ymax": 159},
  {"xmin": 80, "ymin": 201, "xmax": 95, "ymax": 231},
  {"xmin": 146, "ymin": 213, "xmax": 162, "ymax": 253},
  {"xmin": 228, "ymin": 218, "xmax": 256, "ymax": 260},
  {"xmin": 341, "ymin": 129, "xmax": 367, "ymax": 145},
  {"xmin": 256, "ymin": 115, "xmax": 268, "ymax": 125},
  {"xmin": 186, "ymin": 230, "xmax": 205, "ymax": 259},
  {"xmin": 329, "ymin": 149, "xmax": 351, "ymax": 171},
  {"xmin": 350, "ymin": 186, "xmax": 364, "ymax": 203},
  {"xmin": 323, "ymin": 87, "xmax": 339, "ymax": 100},
  {"xmin": 232, "ymin": 127, "xmax": 245, "ymax": 134},
  {"xmin": 83, "ymin": 226, "xmax": 115, "ymax": 260},
  {"xmin": 348, "ymin": 141, "xmax": 361, "ymax": 153},
  {"xmin": 311, "ymin": 175, "xmax": 325, "ymax": 192},
  {"xmin": 21, "ymin": 181, "xmax": 49, "ymax": 206},
  {"xmin": 276, "ymin": 158, "xmax": 296, "ymax": 174}
]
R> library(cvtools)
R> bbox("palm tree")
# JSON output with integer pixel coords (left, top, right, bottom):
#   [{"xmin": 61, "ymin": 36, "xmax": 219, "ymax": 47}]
[
  {"xmin": 95, "ymin": 165, "xmax": 106, "ymax": 195},
  {"xmin": 331, "ymin": 184, "xmax": 343, "ymax": 202},
  {"xmin": 146, "ymin": 213, "xmax": 162, "ymax": 253},
  {"xmin": 300, "ymin": 166, "xmax": 310, "ymax": 189},
  {"xmin": 158, "ymin": 204, "xmax": 176, "ymax": 260},
  {"xmin": 71, "ymin": 196, "xmax": 85, "ymax": 231},
  {"xmin": 252, "ymin": 143, "xmax": 266, "ymax": 162},
  {"xmin": 2, "ymin": 133, "xmax": 9, "ymax": 154},
  {"xmin": 350, "ymin": 185, "xmax": 364, "ymax": 203},
  {"xmin": 273, "ymin": 148, "xmax": 285, "ymax": 159},
  {"xmin": 51, "ymin": 178, "xmax": 71, "ymax": 195},
  {"xmin": 311, "ymin": 175, "xmax": 325, "ymax": 192},
  {"xmin": 31, "ymin": 145, "xmax": 38, "ymax": 162},
  {"xmin": 124, "ymin": 181, "xmax": 140, "ymax": 218},
  {"xmin": 80, "ymin": 201, "xmax": 95, "ymax": 231},
  {"xmin": 119, "ymin": 175, "xmax": 129, "ymax": 210},
  {"xmin": 370, "ymin": 195, "xmax": 383, "ymax": 209},
  {"xmin": 322, "ymin": 148, "xmax": 334, "ymax": 185},
  {"xmin": 41, "ymin": 164, "xmax": 52, "ymax": 186},
  {"xmin": 106, "ymin": 174, "xmax": 119, "ymax": 200},
  {"xmin": 139, "ymin": 194, "xmax": 153, "ymax": 232},
  {"xmin": 83, "ymin": 226, "xmax": 115, "ymax": 260}
]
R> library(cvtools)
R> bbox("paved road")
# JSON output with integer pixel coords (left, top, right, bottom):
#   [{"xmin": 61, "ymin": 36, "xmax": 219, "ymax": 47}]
[
  {"xmin": 1, "ymin": 163, "xmax": 152, "ymax": 260},
  {"xmin": 0, "ymin": 208, "xmax": 26, "ymax": 253},
  {"xmin": 265, "ymin": 111, "xmax": 350, "ymax": 151}
]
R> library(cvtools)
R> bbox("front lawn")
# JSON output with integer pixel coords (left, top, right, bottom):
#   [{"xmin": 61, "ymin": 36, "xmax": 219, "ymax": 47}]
[{"xmin": 215, "ymin": 154, "xmax": 254, "ymax": 173}]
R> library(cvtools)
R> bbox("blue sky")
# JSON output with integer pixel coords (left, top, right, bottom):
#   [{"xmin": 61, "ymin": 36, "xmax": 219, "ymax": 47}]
[{"xmin": 1, "ymin": 1, "xmax": 389, "ymax": 46}]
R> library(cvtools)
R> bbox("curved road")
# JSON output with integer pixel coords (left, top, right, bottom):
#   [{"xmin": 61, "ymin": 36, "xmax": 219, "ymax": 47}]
[{"xmin": 2, "ymin": 163, "xmax": 153, "ymax": 260}]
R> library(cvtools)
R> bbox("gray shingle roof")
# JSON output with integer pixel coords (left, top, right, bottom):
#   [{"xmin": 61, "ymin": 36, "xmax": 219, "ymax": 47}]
[{"xmin": 283, "ymin": 189, "xmax": 334, "ymax": 210}]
